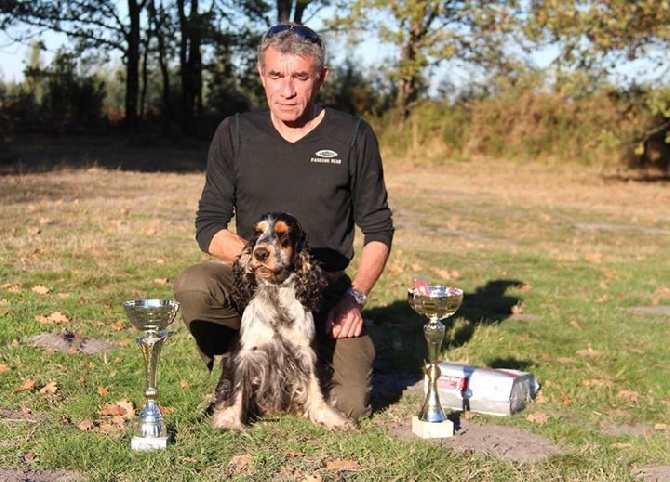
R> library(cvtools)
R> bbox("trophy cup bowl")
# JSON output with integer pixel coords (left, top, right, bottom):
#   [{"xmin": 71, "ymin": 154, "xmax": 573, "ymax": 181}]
[
  {"xmin": 408, "ymin": 285, "xmax": 463, "ymax": 438},
  {"xmin": 122, "ymin": 298, "xmax": 179, "ymax": 450}
]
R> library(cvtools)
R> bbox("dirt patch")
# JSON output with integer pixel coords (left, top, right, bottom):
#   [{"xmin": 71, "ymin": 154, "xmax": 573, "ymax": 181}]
[
  {"xmin": 377, "ymin": 374, "xmax": 562, "ymax": 463},
  {"xmin": 389, "ymin": 417, "xmax": 564, "ymax": 463},
  {"xmin": 626, "ymin": 306, "xmax": 670, "ymax": 315},
  {"xmin": 0, "ymin": 468, "xmax": 84, "ymax": 482},
  {"xmin": 23, "ymin": 331, "xmax": 115, "ymax": 354},
  {"xmin": 633, "ymin": 466, "xmax": 670, "ymax": 482}
]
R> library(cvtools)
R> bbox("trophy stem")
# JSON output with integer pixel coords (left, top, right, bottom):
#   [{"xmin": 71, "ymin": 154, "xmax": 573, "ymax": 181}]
[
  {"xmin": 132, "ymin": 330, "xmax": 172, "ymax": 450},
  {"xmin": 418, "ymin": 318, "xmax": 448, "ymax": 423}
]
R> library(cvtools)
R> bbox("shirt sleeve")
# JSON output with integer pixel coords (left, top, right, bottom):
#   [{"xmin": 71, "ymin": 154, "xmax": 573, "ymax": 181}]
[
  {"xmin": 350, "ymin": 119, "xmax": 394, "ymax": 248},
  {"xmin": 195, "ymin": 116, "xmax": 237, "ymax": 253}
]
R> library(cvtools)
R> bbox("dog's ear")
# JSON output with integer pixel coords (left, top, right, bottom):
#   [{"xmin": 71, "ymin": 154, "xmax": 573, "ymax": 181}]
[
  {"xmin": 294, "ymin": 249, "xmax": 327, "ymax": 312},
  {"xmin": 231, "ymin": 241, "xmax": 257, "ymax": 308}
]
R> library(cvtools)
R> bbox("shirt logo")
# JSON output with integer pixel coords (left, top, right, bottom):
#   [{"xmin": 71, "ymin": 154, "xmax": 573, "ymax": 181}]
[{"xmin": 310, "ymin": 149, "xmax": 342, "ymax": 165}]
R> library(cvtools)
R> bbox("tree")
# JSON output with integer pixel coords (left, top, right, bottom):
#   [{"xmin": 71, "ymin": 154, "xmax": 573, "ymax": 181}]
[
  {"xmin": 526, "ymin": 0, "xmax": 670, "ymax": 163},
  {"xmin": 329, "ymin": 0, "xmax": 522, "ymax": 122},
  {"xmin": 1, "ymin": 0, "xmax": 149, "ymax": 132}
]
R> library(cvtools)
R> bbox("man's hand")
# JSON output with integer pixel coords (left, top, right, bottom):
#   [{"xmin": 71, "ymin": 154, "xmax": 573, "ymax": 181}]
[{"xmin": 325, "ymin": 295, "xmax": 364, "ymax": 338}]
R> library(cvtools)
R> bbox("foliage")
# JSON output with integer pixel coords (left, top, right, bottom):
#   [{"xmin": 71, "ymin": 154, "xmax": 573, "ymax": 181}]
[{"xmin": 328, "ymin": 0, "xmax": 523, "ymax": 117}]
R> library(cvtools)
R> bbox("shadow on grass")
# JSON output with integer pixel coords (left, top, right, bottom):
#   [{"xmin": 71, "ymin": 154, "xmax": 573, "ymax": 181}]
[
  {"xmin": 367, "ymin": 278, "xmax": 526, "ymax": 414},
  {"xmin": 1, "ymin": 133, "xmax": 209, "ymax": 175}
]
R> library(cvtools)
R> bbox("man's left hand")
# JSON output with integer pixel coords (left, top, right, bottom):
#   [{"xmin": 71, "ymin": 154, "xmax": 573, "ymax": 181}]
[{"xmin": 325, "ymin": 295, "xmax": 363, "ymax": 338}]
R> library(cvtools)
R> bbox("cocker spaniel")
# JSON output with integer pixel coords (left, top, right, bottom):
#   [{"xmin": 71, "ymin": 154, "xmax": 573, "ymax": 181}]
[{"xmin": 210, "ymin": 211, "xmax": 355, "ymax": 430}]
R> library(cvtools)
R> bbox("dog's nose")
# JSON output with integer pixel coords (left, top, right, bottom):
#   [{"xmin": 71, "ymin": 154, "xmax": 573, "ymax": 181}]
[{"xmin": 253, "ymin": 247, "xmax": 270, "ymax": 261}]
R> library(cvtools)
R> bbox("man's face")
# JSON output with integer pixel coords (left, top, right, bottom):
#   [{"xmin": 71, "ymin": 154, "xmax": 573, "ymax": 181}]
[{"xmin": 258, "ymin": 46, "xmax": 328, "ymax": 125}]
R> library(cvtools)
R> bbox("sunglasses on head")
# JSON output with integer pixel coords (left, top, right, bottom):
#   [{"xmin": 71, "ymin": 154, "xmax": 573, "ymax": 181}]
[{"xmin": 265, "ymin": 24, "xmax": 322, "ymax": 46}]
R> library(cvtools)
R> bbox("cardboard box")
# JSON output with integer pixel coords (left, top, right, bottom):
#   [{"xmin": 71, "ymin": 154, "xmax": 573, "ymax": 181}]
[{"xmin": 428, "ymin": 362, "xmax": 539, "ymax": 416}]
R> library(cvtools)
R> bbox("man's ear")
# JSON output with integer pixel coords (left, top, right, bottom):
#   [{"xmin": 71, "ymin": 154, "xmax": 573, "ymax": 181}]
[
  {"xmin": 317, "ymin": 65, "xmax": 329, "ymax": 91},
  {"xmin": 257, "ymin": 63, "xmax": 265, "ymax": 84}
]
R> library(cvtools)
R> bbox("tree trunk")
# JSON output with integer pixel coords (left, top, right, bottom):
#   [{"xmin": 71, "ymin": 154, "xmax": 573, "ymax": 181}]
[{"xmin": 125, "ymin": 0, "xmax": 142, "ymax": 133}]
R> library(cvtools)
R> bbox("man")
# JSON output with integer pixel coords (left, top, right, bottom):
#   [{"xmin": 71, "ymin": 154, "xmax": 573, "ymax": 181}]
[{"xmin": 174, "ymin": 24, "xmax": 394, "ymax": 420}]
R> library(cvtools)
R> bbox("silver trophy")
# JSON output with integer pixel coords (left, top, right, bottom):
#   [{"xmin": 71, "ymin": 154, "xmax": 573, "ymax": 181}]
[
  {"xmin": 408, "ymin": 284, "xmax": 463, "ymax": 438},
  {"xmin": 122, "ymin": 298, "xmax": 179, "ymax": 450}
]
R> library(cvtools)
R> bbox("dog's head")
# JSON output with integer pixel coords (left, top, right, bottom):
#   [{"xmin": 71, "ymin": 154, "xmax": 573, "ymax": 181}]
[{"xmin": 232, "ymin": 212, "xmax": 327, "ymax": 311}]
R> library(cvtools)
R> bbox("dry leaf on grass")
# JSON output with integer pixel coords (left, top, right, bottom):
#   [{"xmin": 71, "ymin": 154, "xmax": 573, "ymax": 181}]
[
  {"xmin": 228, "ymin": 454, "xmax": 254, "ymax": 469},
  {"xmin": 0, "ymin": 363, "xmax": 11, "ymax": 373},
  {"xmin": 31, "ymin": 285, "xmax": 50, "ymax": 295},
  {"xmin": 35, "ymin": 311, "xmax": 69, "ymax": 324},
  {"xmin": 324, "ymin": 458, "xmax": 360, "ymax": 471},
  {"xmin": 99, "ymin": 399, "xmax": 135, "ymax": 418},
  {"xmin": 576, "ymin": 348, "xmax": 603, "ymax": 358},
  {"xmin": 560, "ymin": 392, "xmax": 573, "ymax": 405},
  {"xmin": 582, "ymin": 378, "xmax": 614, "ymax": 388},
  {"xmin": 39, "ymin": 381, "xmax": 58, "ymax": 394},
  {"xmin": 617, "ymin": 390, "xmax": 641, "ymax": 403},
  {"xmin": 526, "ymin": 412, "xmax": 550, "ymax": 425},
  {"xmin": 12, "ymin": 378, "xmax": 36, "ymax": 393}
]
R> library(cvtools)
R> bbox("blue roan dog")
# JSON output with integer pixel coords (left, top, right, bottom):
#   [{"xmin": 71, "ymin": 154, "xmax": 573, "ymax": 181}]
[{"xmin": 210, "ymin": 211, "xmax": 355, "ymax": 430}]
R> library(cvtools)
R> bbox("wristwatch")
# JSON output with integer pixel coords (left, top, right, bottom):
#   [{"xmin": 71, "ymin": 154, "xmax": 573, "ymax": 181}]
[{"xmin": 346, "ymin": 287, "xmax": 368, "ymax": 307}]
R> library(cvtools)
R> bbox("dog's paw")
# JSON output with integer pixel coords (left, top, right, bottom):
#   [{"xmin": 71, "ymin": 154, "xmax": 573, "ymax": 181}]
[
  {"xmin": 311, "ymin": 409, "xmax": 357, "ymax": 431},
  {"xmin": 211, "ymin": 408, "xmax": 244, "ymax": 430}
]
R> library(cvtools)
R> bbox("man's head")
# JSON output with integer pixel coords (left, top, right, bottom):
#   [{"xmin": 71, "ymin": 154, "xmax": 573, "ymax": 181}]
[{"xmin": 257, "ymin": 24, "xmax": 329, "ymax": 126}]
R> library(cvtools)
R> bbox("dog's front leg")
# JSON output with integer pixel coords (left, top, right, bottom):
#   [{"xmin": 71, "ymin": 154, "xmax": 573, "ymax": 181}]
[
  {"xmin": 211, "ymin": 356, "xmax": 245, "ymax": 430},
  {"xmin": 305, "ymin": 373, "xmax": 356, "ymax": 430}
]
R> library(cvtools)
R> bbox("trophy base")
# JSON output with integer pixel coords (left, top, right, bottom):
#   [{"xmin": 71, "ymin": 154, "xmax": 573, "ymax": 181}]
[
  {"xmin": 131, "ymin": 433, "xmax": 173, "ymax": 451},
  {"xmin": 412, "ymin": 416, "xmax": 454, "ymax": 439}
]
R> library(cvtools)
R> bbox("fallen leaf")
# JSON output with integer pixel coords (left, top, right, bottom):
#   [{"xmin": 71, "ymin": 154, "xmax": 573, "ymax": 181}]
[
  {"xmin": 582, "ymin": 378, "xmax": 614, "ymax": 388},
  {"xmin": 78, "ymin": 420, "xmax": 97, "ymax": 431},
  {"xmin": 99, "ymin": 402, "xmax": 130, "ymax": 417},
  {"xmin": 31, "ymin": 285, "xmax": 50, "ymax": 295},
  {"xmin": 560, "ymin": 392, "xmax": 572, "ymax": 405},
  {"xmin": 576, "ymin": 348, "xmax": 603, "ymax": 358},
  {"xmin": 39, "ymin": 381, "xmax": 58, "ymax": 394},
  {"xmin": 97, "ymin": 386, "xmax": 110, "ymax": 396},
  {"xmin": 180, "ymin": 380, "xmax": 190, "ymax": 389},
  {"xmin": 112, "ymin": 320, "xmax": 125, "ymax": 331},
  {"xmin": 99, "ymin": 415, "xmax": 127, "ymax": 432},
  {"xmin": 617, "ymin": 390, "xmax": 641, "ymax": 403},
  {"xmin": 35, "ymin": 311, "xmax": 69, "ymax": 324},
  {"xmin": 154, "ymin": 278, "xmax": 169, "ymax": 286},
  {"xmin": 655, "ymin": 423, "xmax": 668, "ymax": 431},
  {"xmin": 228, "ymin": 454, "xmax": 254, "ymax": 468},
  {"xmin": 0, "ymin": 363, "xmax": 11, "ymax": 373},
  {"xmin": 510, "ymin": 302, "xmax": 524, "ymax": 314},
  {"xmin": 324, "ymin": 458, "xmax": 360, "ymax": 471},
  {"xmin": 526, "ymin": 411, "xmax": 550, "ymax": 425},
  {"xmin": 13, "ymin": 378, "xmax": 37, "ymax": 393}
]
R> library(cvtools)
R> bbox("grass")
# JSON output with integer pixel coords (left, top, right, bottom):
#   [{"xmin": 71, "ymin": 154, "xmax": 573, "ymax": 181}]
[{"xmin": 1, "ymin": 141, "xmax": 669, "ymax": 481}]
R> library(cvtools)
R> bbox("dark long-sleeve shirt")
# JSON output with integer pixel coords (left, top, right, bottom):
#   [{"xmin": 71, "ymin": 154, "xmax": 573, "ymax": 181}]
[{"xmin": 196, "ymin": 108, "xmax": 394, "ymax": 272}]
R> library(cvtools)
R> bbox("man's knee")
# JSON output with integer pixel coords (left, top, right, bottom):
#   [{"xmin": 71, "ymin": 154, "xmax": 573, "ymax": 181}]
[{"xmin": 329, "ymin": 335, "xmax": 376, "ymax": 420}]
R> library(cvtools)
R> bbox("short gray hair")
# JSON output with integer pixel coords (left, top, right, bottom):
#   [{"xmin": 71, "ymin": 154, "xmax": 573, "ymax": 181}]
[{"xmin": 257, "ymin": 25, "xmax": 326, "ymax": 75}]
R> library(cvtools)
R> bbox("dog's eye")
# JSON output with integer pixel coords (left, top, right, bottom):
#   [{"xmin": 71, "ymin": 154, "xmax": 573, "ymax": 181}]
[{"xmin": 279, "ymin": 234, "xmax": 293, "ymax": 248}]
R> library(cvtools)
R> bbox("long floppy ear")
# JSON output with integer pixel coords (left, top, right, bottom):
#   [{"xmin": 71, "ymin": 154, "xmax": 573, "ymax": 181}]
[
  {"xmin": 230, "ymin": 240, "xmax": 257, "ymax": 309},
  {"xmin": 294, "ymin": 245, "xmax": 328, "ymax": 313}
]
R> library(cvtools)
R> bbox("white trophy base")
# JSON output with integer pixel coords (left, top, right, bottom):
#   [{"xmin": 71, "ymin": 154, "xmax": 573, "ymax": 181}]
[
  {"xmin": 412, "ymin": 416, "xmax": 454, "ymax": 439},
  {"xmin": 131, "ymin": 434, "xmax": 173, "ymax": 451}
]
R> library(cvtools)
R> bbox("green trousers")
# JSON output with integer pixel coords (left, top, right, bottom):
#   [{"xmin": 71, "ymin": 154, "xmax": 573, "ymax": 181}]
[{"xmin": 174, "ymin": 260, "xmax": 375, "ymax": 420}]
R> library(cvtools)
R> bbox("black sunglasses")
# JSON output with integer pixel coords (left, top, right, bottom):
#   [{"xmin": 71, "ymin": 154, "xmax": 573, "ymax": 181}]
[{"xmin": 265, "ymin": 24, "xmax": 322, "ymax": 46}]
